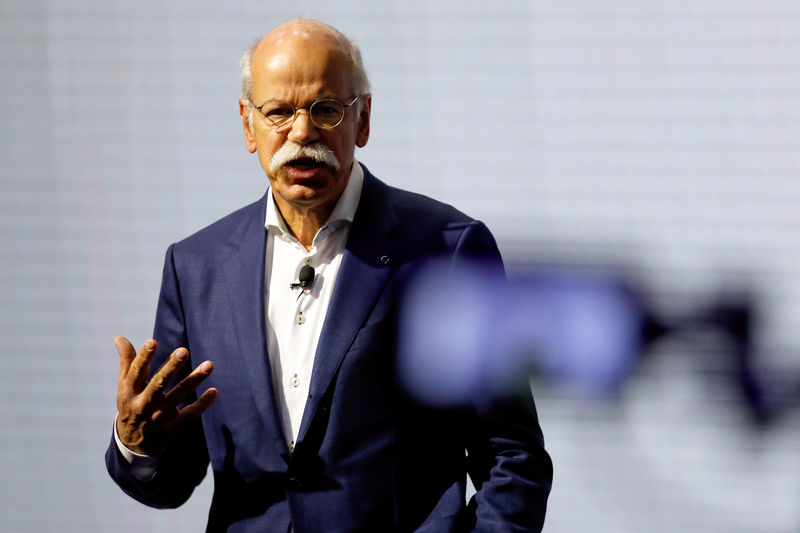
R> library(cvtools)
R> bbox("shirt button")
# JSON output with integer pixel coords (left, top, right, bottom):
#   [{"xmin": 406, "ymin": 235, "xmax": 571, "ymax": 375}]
[
  {"xmin": 290, "ymin": 374, "xmax": 300, "ymax": 387},
  {"xmin": 296, "ymin": 313, "xmax": 305, "ymax": 324}
]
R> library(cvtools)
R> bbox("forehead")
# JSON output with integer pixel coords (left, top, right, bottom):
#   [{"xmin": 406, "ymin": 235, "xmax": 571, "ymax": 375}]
[{"xmin": 251, "ymin": 36, "xmax": 352, "ymax": 102}]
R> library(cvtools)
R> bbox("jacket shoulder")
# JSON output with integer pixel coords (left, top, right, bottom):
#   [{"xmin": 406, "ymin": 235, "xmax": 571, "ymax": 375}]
[
  {"xmin": 171, "ymin": 195, "xmax": 266, "ymax": 255},
  {"xmin": 362, "ymin": 169, "xmax": 476, "ymax": 230},
  {"xmin": 387, "ymin": 185, "xmax": 474, "ymax": 226},
  {"xmin": 360, "ymin": 167, "xmax": 499, "ymax": 262}
]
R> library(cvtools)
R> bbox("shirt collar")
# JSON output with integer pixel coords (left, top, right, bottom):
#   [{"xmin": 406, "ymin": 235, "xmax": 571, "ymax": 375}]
[{"xmin": 265, "ymin": 159, "xmax": 364, "ymax": 234}]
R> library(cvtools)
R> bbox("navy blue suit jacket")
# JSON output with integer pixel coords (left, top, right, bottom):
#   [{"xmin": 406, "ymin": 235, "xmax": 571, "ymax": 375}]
[{"xmin": 107, "ymin": 166, "xmax": 552, "ymax": 532}]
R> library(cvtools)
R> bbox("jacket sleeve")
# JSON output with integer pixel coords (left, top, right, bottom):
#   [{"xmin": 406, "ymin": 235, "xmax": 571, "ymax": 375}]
[
  {"xmin": 105, "ymin": 244, "xmax": 210, "ymax": 509},
  {"xmin": 453, "ymin": 222, "xmax": 554, "ymax": 532}
]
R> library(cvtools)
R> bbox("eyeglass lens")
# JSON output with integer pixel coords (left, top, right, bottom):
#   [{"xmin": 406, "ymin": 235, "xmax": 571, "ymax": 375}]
[{"xmin": 262, "ymin": 100, "xmax": 345, "ymax": 129}]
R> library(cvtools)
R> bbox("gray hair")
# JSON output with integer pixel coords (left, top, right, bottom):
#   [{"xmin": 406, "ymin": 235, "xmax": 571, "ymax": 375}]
[{"xmin": 239, "ymin": 20, "xmax": 370, "ymax": 106}]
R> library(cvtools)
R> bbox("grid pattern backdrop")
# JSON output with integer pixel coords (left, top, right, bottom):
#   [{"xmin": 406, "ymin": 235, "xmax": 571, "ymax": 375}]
[{"xmin": 2, "ymin": 1, "xmax": 799, "ymax": 531}]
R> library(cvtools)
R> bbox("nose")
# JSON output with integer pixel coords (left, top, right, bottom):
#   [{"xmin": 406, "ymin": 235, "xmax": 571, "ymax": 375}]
[{"xmin": 286, "ymin": 109, "xmax": 320, "ymax": 145}]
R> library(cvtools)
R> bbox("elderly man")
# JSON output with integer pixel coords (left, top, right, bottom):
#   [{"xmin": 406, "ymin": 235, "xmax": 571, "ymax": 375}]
[{"xmin": 106, "ymin": 18, "xmax": 552, "ymax": 533}]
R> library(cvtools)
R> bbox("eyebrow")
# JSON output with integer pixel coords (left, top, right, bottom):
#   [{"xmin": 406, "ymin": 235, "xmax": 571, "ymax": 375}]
[{"xmin": 258, "ymin": 94, "xmax": 345, "ymax": 106}]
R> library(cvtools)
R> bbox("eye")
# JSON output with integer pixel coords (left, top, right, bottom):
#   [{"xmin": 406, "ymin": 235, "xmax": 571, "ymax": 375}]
[
  {"xmin": 312, "ymin": 101, "xmax": 342, "ymax": 118},
  {"xmin": 263, "ymin": 104, "xmax": 294, "ymax": 122}
]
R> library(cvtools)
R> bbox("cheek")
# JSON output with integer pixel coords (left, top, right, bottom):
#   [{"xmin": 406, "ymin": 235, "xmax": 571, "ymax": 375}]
[
  {"xmin": 326, "ymin": 132, "xmax": 356, "ymax": 158},
  {"xmin": 254, "ymin": 143, "xmax": 273, "ymax": 168},
  {"xmin": 254, "ymin": 131, "xmax": 285, "ymax": 167}
]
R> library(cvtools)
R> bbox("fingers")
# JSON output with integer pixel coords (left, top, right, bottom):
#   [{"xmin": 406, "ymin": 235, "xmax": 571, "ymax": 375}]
[
  {"xmin": 162, "ymin": 361, "xmax": 215, "ymax": 409},
  {"xmin": 177, "ymin": 387, "xmax": 219, "ymax": 422},
  {"xmin": 116, "ymin": 337, "xmax": 157, "ymax": 390},
  {"xmin": 125, "ymin": 339, "xmax": 158, "ymax": 392},
  {"xmin": 144, "ymin": 347, "xmax": 190, "ymax": 398},
  {"xmin": 116, "ymin": 338, "xmax": 211, "ymax": 404},
  {"xmin": 115, "ymin": 336, "xmax": 136, "ymax": 383}
]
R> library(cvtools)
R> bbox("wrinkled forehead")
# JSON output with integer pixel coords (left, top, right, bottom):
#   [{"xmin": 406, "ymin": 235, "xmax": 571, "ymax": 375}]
[{"xmin": 251, "ymin": 30, "xmax": 353, "ymax": 101}]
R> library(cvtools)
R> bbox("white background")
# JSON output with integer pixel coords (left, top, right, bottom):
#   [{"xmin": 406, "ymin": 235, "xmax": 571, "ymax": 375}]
[{"xmin": 2, "ymin": 1, "xmax": 799, "ymax": 531}]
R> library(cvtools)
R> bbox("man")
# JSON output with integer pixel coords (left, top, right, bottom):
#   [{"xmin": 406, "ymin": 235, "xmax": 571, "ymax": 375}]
[{"xmin": 107, "ymin": 18, "xmax": 552, "ymax": 532}]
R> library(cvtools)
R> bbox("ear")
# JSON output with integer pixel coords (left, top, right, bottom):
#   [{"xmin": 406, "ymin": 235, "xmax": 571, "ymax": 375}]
[
  {"xmin": 239, "ymin": 98, "xmax": 257, "ymax": 153},
  {"xmin": 355, "ymin": 94, "xmax": 371, "ymax": 148}
]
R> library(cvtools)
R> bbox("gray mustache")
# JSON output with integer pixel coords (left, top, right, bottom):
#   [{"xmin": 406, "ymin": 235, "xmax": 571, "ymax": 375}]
[{"xmin": 269, "ymin": 142, "xmax": 341, "ymax": 174}]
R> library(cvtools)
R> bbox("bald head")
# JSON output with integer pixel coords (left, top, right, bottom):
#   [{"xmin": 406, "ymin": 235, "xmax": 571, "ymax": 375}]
[
  {"xmin": 240, "ymin": 18, "xmax": 369, "ymax": 102},
  {"xmin": 235, "ymin": 17, "xmax": 372, "ymax": 235}
]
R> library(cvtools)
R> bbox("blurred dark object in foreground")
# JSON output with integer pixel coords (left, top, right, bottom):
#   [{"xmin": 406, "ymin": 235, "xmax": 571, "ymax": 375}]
[{"xmin": 398, "ymin": 259, "xmax": 780, "ymax": 425}]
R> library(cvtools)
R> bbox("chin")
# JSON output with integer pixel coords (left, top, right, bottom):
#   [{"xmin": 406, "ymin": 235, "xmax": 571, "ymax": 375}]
[{"xmin": 277, "ymin": 186, "xmax": 330, "ymax": 205}]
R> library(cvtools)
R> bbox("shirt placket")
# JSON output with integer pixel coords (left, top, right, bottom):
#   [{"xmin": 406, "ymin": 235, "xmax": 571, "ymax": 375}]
[{"xmin": 285, "ymin": 247, "xmax": 317, "ymax": 453}]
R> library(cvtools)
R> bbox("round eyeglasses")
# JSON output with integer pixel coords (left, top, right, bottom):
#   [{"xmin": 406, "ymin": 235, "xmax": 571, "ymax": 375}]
[{"xmin": 248, "ymin": 95, "xmax": 361, "ymax": 131}]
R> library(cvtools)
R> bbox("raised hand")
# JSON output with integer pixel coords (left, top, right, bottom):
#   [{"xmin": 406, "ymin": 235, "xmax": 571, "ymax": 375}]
[{"xmin": 115, "ymin": 336, "xmax": 218, "ymax": 457}]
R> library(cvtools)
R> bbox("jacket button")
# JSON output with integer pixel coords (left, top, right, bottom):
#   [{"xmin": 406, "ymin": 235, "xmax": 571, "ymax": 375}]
[{"xmin": 287, "ymin": 474, "xmax": 303, "ymax": 490}]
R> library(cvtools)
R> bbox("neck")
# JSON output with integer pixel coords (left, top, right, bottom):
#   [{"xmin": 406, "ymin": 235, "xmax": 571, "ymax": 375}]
[{"xmin": 273, "ymin": 196, "xmax": 334, "ymax": 250}]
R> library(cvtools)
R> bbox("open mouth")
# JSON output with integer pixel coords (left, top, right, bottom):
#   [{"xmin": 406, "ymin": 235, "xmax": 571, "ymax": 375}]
[{"xmin": 286, "ymin": 157, "xmax": 328, "ymax": 171}]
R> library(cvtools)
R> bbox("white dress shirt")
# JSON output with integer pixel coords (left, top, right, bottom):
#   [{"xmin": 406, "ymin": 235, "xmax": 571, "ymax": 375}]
[
  {"xmin": 115, "ymin": 162, "xmax": 364, "ymax": 475},
  {"xmin": 264, "ymin": 162, "xmax": 363, "ymax": 452}
]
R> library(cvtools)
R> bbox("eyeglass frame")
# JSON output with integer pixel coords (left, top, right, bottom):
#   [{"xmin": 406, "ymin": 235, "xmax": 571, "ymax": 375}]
[{"xmin": 247, "ymin": 95, "xmax": 362, "ymax": 131}]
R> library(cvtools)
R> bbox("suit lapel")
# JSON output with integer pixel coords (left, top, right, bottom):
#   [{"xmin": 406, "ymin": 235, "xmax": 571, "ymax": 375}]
[
  {"xmin": 297, "ymin": 170, "xmax": 400, "ymax": 440},
  {"xmin": 219, "ymin": 193, "xmax": 287, "ymax": 452}
]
